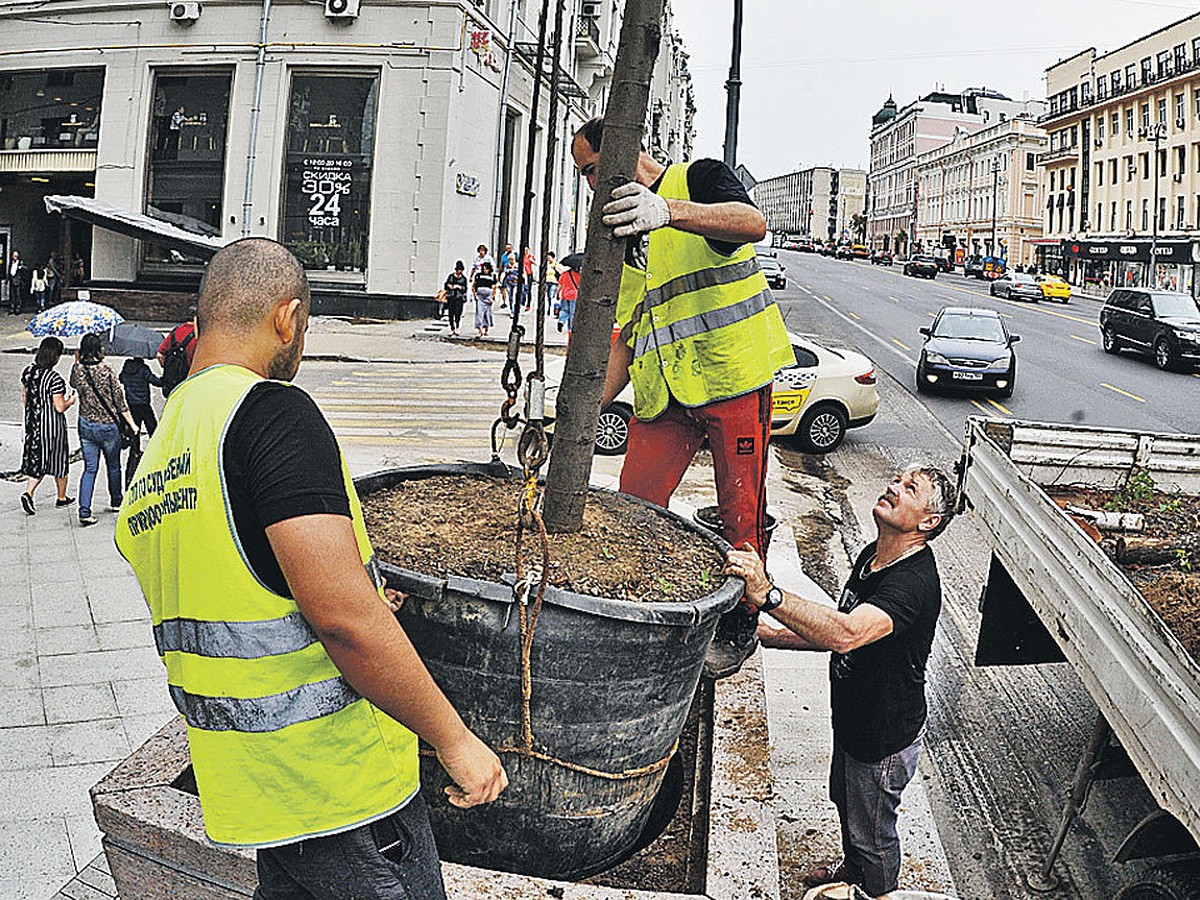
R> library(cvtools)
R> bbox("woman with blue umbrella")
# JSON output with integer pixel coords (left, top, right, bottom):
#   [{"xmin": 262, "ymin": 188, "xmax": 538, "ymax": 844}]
[{"xmin": 70, "ymin": 333, "xmax": 138, "ymax": 526}]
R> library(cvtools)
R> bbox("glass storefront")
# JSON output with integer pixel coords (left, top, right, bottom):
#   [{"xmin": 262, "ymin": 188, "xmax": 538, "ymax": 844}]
[
  {"xmin": 0, "ymin": 68, "xmax": 104, "ymax": 150},
  {"xmin": 143, "ymin": 72, "xmax": 232, "ymax": 268},
  {"xmin": 281, "ymin": 73, "xmax": 378, "ymax": 276}
]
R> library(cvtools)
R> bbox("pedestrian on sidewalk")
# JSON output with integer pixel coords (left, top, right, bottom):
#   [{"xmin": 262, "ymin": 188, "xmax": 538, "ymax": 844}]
[
  {"xmin": 521, "ymin": 245, "xmax": 535, "ymax": 311},
  {"xmin": 156, "ymin": 309, "xmax": 197, "ymax": 399},
  {"xmin": 70, "ymin": 333, "xmax": 137, "ymax": 526},
  {"xmin": 7, "ymin": 249, "xmax": 24, "ymax": 314},
  {"xmin": 726, "ymin": 464, "xmax": 956, "ymax": 899},
  {"xmin": 470, "ymin": 244, "xmax": 494, "ymax": 280},
  {"xmin": 571, "ymin": 115, "xmax": 795, "ymax": 679},
  {"xmin": 443, "ymin": 260, "xmax": 468, "ymax": 336},
  {"xmin": 115, "ymin": 237, "xmax": 507, "ymax": 900},
  {"xmin": 556, "ymin": 261, "xmax": 580, "ymax": 333},
  {"xmin": 473, "ymin": 260, "xmax": 496, "ymax": 338},
  {"xmin": 19, "ymin": 336, "xmax": 75, "ymax": 515},
  {"xmin": 30, "ymin": 267, "xmax": 47, "ymax": 311},
  {"xmin": 119, "ymin": 357, "xmax": 161, "ymax": 436},
  {"xmin": 543, "ymin": 251, "xmax": 561, "ymax": 316},
  {"xmin": 498, "ymin": 243, "xmax": 517, "ymax": 312}
]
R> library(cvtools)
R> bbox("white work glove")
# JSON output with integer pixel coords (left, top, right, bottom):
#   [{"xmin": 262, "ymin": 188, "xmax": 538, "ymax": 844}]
[{"xmin": 602, "ymin": 182, "xmax": 671, "ymax": 237}]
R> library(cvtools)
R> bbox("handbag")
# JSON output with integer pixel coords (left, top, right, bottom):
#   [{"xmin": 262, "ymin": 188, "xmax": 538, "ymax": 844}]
[{"xmin": 435, "ymin": 288, "xmax": 448, "ymax": 304}]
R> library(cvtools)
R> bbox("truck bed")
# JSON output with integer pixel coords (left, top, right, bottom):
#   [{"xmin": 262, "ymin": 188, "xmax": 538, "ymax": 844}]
[{"xmin": 959, "ymin": 417, "xmax": 1200, "ymax": 846}]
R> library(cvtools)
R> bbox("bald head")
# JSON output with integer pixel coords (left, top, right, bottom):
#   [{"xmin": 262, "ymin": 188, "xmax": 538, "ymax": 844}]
[{"xmin": 197, "ymin": 238, "xmax": 310, "ymax": 334}]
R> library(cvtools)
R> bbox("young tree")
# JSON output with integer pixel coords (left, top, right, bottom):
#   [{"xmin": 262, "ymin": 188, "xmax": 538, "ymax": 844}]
[{"xmin": 542, "ymin": 0, "xmax": 664, "ymax": 533}]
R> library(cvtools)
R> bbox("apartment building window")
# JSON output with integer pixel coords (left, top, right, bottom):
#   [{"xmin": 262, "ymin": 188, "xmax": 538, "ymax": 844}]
[
  {"xmin": 1070, "ymin": 125, "xmax": 1078, "ymax": 146},
  {"xmin": 1126, "ymin": 63, "xmax": 1137, "ymax": 88},
  {"xmin": 1112, "ymin": 69, "xmax": 1122, "ymax": 93},
  {"xmin": 1178, "ymin": 145, "xmax": 1187, "ymax": 174},
  {"xmin": 1176, "ymin": 195, "xmax": 1185, "ymax": 229},
  {"xmin": 1141, "ymin": 57, "xmax": 1152, "ymax": 83},
  {"xmin": 1159, "ymin": 196, "xmax": 1167, "ymax": 230},
  {"xmin": 1157, "ymin": 50, "xmax": 1171, "ymax": 78},
  {"xmin": 1195, "ymin": 195, "xmax": 1200, "ymax": 229},
  {"xmin": 1195, "ymin": 88, "xmax": 1200, "ymax": 119},
  {"xmin": 1126, "ymin": 155, "xmax": 1135, "ymax": 181},
  {"xmin": 1141, "ymin": 152, "xmax": 1150, "ymax": 179},
  {"xmin": 1096, "ymin": 161, "xmax": 1104, "ymax": 186},
  {"xmin": 1142, "ymin": 199, "xmax": 1149, "ymax": 230},
  {"xmin": 1176, "ymin": 43, "xmax": 1188, "ymax": 71},
  {"xmin": 1096, "ymin": 203, "xmax": 1102, "ymax": 231},
  {"xmin": 1194, "ymin": 37, "xmax": 1200, "ymax": 65},
  {"xmin": 1098, "ymin": 116, "xmax": 1105, "ymax": 139},
  {"xmin": 1050, "ymin": 171, "xmax": 1056, "ymax": 190},
  {"xmin": 1111, "ymin": 201, "xmax": 1118, "ymax": 231},
  {"xmin": 1160, "ymin": 148, "xmax": 1168, "ymax": 174},
  {"xmin": 1112, "ymin": 110, "xmax": 1121, "ymax": 136},
  {"xmin": 1177, "ymin": 93, "xmax": 1187, "ymax": 123},
  {"xmin": 1157, "ymin": 98, "xmax": 1167, "ymax": 124},
  {"xmin": 1110, "ymin": 158, "xmax": 1118, "ymax": 182},
  {"xmin": 1081, "ymin": 82, "xmax": 1092, "ymax": 105},
  {"xmin": 1126, "ymin": 107, "xmax": 1134, "ymax": 135},
  {"xmin": 1026, "ymin": 151, "xmax": 1035, "ymax": 171},
  {"xmin": 1097, "ymin": 74, "xmax": 1108, "ymax": 99},
  {"xmin": 1126, "ymin": 199, "xmax": 1133, "ymax": 230},
  {"xmin": 1142, "ymin": 103, "xmax": 1151, "ymax": 129}
]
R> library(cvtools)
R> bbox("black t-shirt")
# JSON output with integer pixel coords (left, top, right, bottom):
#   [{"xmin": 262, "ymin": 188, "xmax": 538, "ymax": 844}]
[
  {"xmin": 444, "ymin": 272, "xmax": 468, "ymax": 298},
  {"xmin": 627, "ymin": 158, "xmax": 756, "ymax": 268},
  {"xmin": 474, "ymin": 272, "xmax": 496, "ymax": 291},
  {"xmin": 222, "ymin": 382, "xmax": 350, "ymax": 597},
  {"xmin": 829, "ymin": 542, "xmax": 941, "ymax": 763}
]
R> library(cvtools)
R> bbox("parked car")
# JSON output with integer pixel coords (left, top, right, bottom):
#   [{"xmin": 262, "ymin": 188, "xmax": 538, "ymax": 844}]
[
  {"xmin": 870, "ymin": 250, "xmax": 893, "ymax": 266},
  {"xmin": 1099, "ymin": 288, "xmax": 1200, "ymax": 371},
  {"xmin": 759, "ymin": 255, "xmax": 787, "ymax": 290},
  {"xmin": 989, "ymin": 271, "xmax": 1042, "ymax": 302},
  {"xmin": 964, "ymin": 255, "xmax": 986, "ymax": 278},
  {"xmin": 836, "ymin": 244, "xmax": 854, "ymax": 260},
  {"xmin": 797, "ymin": 239, "xmax": 818, "ymax": 253},
  {"xmin": 850, "ymin": 243, "xmax": 871, "ymax": 260},
  {"xmin": 1037, "ymin": 274, "xmax": 1071, "ymax": 303},
  {"xmin": 819, "ymin": 241, "xmax": 837, "ymax": 257},
  {"xmin": 917, "ymin": 306, "xmax": 1019, "ymax": 398},
  {"xmin": 542, "ymin": 333, "xmax": 879, "ymax": 455},
  {"xmin": 903, "ymin": 255, "xmax": 939, "ymax": 279},
  {"xmin": 932, "ymin": 255, "xmax": 952, "ymax": 273}
]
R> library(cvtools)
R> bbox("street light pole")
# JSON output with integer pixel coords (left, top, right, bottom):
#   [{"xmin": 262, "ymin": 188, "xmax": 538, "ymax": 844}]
[
  {"xmin": 1139, "ymin": 120, "xmax": 1168, "ymax": 287},
  {"xmin": 991, "ymin": 158, "xmax": 1000, "ymax": 261},
  {"xmin": 722, "ymin": 0, "xmax": 743, "ymax": 170}
]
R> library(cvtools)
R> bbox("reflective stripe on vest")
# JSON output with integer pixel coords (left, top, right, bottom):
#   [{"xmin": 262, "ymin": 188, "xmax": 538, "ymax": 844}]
[
  {"xmin": 616, "ymin": 162, "xmax": 794, "ymax": 420},
  {"xmin": 115, "ymin": 365, "xmax": 419, "ymax": 848}
]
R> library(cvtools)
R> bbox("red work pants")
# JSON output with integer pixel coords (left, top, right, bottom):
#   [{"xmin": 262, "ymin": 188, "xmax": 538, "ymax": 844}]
[{"xmin": 619, "ymin": 385, "xmax": 773, "ymax": 557}]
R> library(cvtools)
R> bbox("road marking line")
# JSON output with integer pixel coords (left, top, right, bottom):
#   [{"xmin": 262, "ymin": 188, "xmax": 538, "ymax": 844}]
[
  {"xmin": 1100, "ymin": 382, "xmax": 1145, "ymax": 402},
  {"xmin": 1070, "ymin": 334, "xmax": 1097, "ymax": 345},
  {"xmin": 888, "ymin": 296, "xmax": 900, "ymax": 303},
  {"xmin": 824, "ymin": 295, "xmax": 835, "ymax": 302},
  {"xmin": 807, "ymin": 294, "xmax": 916, "ymax": 369},
  {"xmin": 892, "ymin": 338, "xmax": 911, "ymax": 350},
  {"xmin": 848, "ymin": 311, "xmax": 861, "ymax": 320},
  {"xmin": 969, "ymin": 399, "xmax": 991, "ymax": 415},
  {"xmin": 986, "ymin": 398, "xmax": 1012, "ymax": 415}
]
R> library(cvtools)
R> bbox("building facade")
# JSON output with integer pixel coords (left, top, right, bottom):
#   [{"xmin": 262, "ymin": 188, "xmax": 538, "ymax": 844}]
[
  {"xmin": 915, "ymin": 117, "xmax": 1047, "ymax": 266},
  {"xmin": 752, "ymin": 166, "xmax": 866, "ymax": 242},
  {"xmin": 1040, "ymin": 10, "xmax": 1200, "ymax": 295},
  {"xmin": 868, "ymin": 89, "xmax": 1046, "ymax": 254},
  {"xmin": 0, "ymin": 0, "xmax": 693, "ymax": 310}
]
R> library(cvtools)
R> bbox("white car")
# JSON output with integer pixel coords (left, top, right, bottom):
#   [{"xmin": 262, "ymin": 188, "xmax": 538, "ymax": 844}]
[{"xmin": 542, "ymin": 333, "xmax": 879, "ymax": 455}]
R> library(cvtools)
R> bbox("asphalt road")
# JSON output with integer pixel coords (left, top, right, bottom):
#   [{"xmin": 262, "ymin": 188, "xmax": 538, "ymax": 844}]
[{"xmin": 769, "ymin": 250, "xmax": 1199, "ymax": 444}]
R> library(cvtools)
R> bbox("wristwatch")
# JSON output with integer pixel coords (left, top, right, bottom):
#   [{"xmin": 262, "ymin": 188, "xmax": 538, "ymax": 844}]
[{"xmin": 760, "ymin": 583, "xmax": 784, "ymax": 612}]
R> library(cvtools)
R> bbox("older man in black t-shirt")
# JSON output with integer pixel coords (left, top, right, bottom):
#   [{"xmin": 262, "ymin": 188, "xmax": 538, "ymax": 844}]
[{"xmin": 725, "ymin": 464, "xmax": 956, "ymax": 898}]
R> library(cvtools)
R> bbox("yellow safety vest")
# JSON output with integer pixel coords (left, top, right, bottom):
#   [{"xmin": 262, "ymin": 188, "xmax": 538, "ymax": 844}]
[
  {"xmin": 115, "ymin": 365, "xmax": 419, "ymax": 847},
  {"xmin": 615, "ymin": 162, "xmax": 795, "ymax": 421}
]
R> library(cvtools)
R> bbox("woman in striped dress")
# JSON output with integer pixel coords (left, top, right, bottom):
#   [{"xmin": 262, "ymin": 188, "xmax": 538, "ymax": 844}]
[{"xmin": 20, "ymin": 337, "xmax": 75, "ymax": 514}]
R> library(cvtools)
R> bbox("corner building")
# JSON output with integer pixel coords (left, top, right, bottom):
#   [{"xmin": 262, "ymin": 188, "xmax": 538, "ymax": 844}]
[{"xmin": 0, "ymin": 0, "xmax": 693, "ymax": 313}]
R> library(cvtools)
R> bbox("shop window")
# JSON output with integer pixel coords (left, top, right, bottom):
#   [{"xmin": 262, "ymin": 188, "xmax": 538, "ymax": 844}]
[
  {"xmin": 0, "ymin": 67, "xmax": 104, "ymax": 150},
  {"xmin": 281, "ymin": 74, "xmax": 379, "ymax": 276},
  {"xmin": 144, "ymin": 71, "xmax": 231, "ymax": 268}
]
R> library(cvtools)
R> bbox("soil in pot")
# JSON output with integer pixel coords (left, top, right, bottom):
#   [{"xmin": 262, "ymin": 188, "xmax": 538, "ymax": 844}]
[{"xmin": 361, "ymin": 474, "xmax": 728, "ymax": 603}]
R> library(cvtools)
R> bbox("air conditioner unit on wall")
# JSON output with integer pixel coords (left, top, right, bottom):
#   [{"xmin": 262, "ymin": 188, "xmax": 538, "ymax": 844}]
[
  {"xmin": 580, "ymin": 0, "xmax": 600, "ymax": 17},
  {"xmin": 325, "ymin": 0, "xmax": 361, "ymax": 19},
  {"xmin": 168, "ymin": 1, "xmax": 200, "ymax": 23}
]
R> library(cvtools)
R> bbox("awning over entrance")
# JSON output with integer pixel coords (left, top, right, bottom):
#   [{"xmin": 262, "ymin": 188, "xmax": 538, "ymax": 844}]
[{"xmin": 43, "ymin": 195, "xmax": 227, "ymax": 259}]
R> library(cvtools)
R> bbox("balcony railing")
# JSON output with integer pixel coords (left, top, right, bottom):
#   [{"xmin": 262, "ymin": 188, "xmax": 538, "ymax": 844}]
[
  {"xmin": 575, "ymin": 16, "xmax": 601, "ymax": 57},
  {"xmin": 1035, "ymin": 146, "xmax": 1080, "ymax": 166}
]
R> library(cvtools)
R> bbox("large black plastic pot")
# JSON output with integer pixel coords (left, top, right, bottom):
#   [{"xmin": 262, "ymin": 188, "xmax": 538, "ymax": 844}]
[{"xmin": 355, "ymin": 463, "xmax": 741, "ymax": 882}]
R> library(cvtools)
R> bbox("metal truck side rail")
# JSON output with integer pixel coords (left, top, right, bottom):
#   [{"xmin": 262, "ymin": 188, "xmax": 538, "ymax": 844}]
[{"xmin": 959, "ymin": 416, "xmax": 1200, "ymax": 847}]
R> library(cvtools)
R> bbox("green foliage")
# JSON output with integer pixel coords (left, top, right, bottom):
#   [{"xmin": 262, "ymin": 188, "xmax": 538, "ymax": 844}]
[
  {"xmin": 1104, "ymin": 468, "xmax": 1157, "ymax": 511},
  {"xmin": 1176, "ymin": 549, "xmax": 1193, "ymax": 573}
]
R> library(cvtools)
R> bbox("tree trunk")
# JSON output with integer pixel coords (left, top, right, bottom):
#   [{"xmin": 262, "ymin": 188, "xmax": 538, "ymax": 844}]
[
  {"xmin": 541, "ymin": 0, "xmax": 664, "ymax": 534},
  {"xmin": 1115, "ymin": 533, "xmax": 1200, "ymax": 567}
]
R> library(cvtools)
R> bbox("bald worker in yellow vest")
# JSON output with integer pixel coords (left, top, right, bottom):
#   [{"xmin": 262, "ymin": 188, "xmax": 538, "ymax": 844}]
[
  {"xmin": 571, "ymin": 117, "xmax": 795, "ymax": 680},
  {"xmin": 117, "ymin": 238, "xmax": 506, "ymax": 900}
]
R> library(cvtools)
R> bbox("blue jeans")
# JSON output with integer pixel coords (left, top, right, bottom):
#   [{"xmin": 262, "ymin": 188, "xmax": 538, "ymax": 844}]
[
  {"xmin": 253, "ymin": 795, "xmax": 447, "ymax": 900},
  {"xmin": 829, "ymin": 733, "xmax": 923, "ymax": 896},
  {"xmin": 78, "ymin": 416, "xmax": 122, "ymax": 517}
]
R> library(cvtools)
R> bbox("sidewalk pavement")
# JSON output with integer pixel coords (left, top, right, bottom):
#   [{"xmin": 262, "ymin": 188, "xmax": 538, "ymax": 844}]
[{"xmin": 1, "ymin": 310, "xmax": 953, "ymax": 899}]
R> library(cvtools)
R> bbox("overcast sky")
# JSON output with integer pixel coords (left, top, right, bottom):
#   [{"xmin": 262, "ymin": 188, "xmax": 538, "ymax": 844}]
[{"xmin": 670, "ymin": 0, "xmax": 1197, "ymax": 179}]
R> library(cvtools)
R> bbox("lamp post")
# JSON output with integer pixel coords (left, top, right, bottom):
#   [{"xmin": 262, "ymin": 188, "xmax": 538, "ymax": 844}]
[
  {"xmin": 722, "ymin": 0, "xmax": 743, "ymax": 169},
  {"xmin": 990, "ymin": 158, "xmax": 1000, "ymax": 261},
  {"xmin": 1138, "ymin": 120, "xmax": 1168, "ymax": 288}
]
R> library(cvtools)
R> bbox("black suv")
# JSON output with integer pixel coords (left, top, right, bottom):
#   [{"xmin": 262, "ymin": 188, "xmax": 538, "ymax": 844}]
[{"xmin": 1099, "ymin": 288, "xmax": 1200, "ymax": 371}]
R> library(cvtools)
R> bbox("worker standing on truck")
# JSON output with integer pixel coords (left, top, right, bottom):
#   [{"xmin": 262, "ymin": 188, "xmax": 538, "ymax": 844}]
[
  {"xmin": 571, "ymin": 116, "xmax": 795, "ymax": 680},
  {"xmin": 725, "ymin": 464, "xmax": 956, "ymax": 898},
  {"xmin": 116, "ymin": 238, "xmax": 507, "ymax": 900}
]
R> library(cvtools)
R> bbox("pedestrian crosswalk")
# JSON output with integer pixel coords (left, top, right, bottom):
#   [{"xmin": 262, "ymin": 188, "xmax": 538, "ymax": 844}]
[{"xmin": 294, "ymin": 360, "xmax": 524, "ymax": 469}]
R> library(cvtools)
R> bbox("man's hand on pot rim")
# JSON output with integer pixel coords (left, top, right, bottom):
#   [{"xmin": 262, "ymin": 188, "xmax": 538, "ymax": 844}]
[{"xmin": 723, "ymin": 543, "xmax": 771, "ymax": 606}]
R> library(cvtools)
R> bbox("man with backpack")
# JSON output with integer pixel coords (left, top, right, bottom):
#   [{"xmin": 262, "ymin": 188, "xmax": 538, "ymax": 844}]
[{"xmin": 157, "ymin": 308, "xmax": 197, "ymax": 398}]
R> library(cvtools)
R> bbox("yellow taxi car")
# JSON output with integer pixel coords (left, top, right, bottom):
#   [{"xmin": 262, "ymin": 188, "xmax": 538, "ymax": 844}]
[
  {"xmin": 543, "ymin": 333, "xmax": 879, "ymax": 456},
  {"xmin": 1038, "ymin": 275, "xmax": 1071, "ymax": 303}
]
